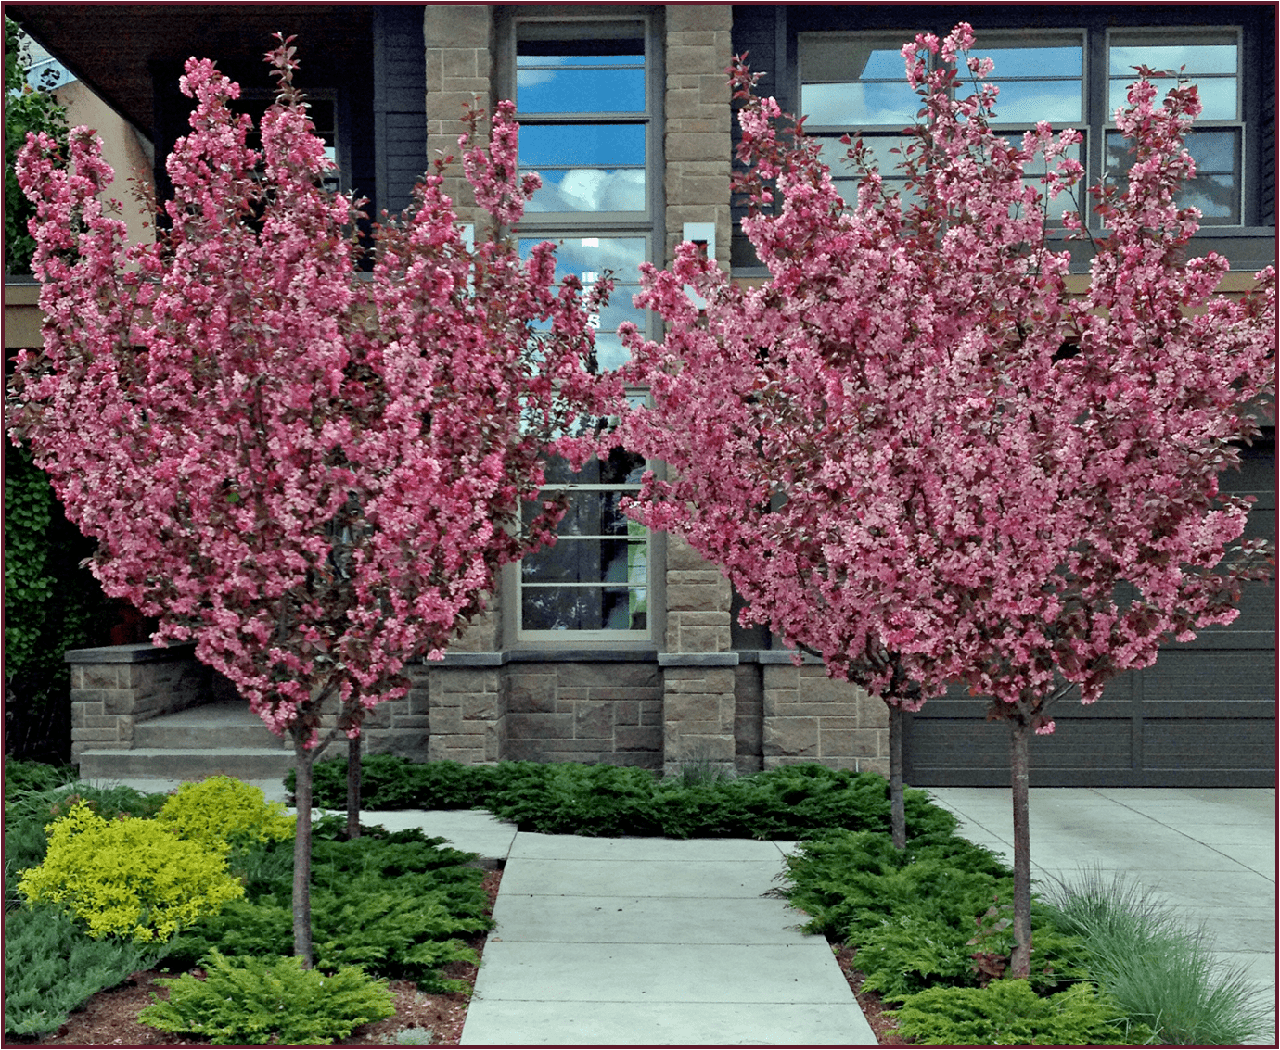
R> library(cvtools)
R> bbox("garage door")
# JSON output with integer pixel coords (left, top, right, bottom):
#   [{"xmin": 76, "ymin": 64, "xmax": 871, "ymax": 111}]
[{"xmin": 903, "ymin": 446, "xmax": 1275, "ymax": 788}]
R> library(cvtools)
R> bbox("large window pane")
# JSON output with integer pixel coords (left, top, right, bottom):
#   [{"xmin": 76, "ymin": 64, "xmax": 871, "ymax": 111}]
[
  {"xmin": 519, "ymin": 124, "xmax": 646, "ymax": 167},
  {"xmin": 522, "ymin": 585, "xmax": 647, "ymax": 632},
  {"xmin": 525, "ymin": 169, "xmax": 646, "ymax": 213},
  {"xmin": 983, "ymin": 45, "xmax": 1083, "ymax": 79},
  {"xmin": 1106, "ymin": 127, "xmax": 1241, "ymax": 223},
  {"xmin": 801, "ymin": 81, "xmax": 920, "ymax": 127},
  {"xmin": 1108, "ymin": 33, "xmax": 1239, "ymax": 120},
  {"xmin": 986, "ymin": 79, "xmax": 1082, "ymax": 125},
  {"xmin": 517, "ymin": 63, "xmax": 645, "ymax": 114},
  {"xmin": 800, "ymin": 33, "xmax": 922, "ymax": 126}
]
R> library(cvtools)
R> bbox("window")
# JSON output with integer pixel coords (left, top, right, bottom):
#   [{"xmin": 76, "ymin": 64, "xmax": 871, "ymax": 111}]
[
  {"xmin": 797, "ymin": 26, "xmax": 1245, "ymax": 227},
  {"xmin": 1106, "ymin": 29, "xmax": 1243, "ymax": 224},
  {"xmin": 520, "ymin": 447, "xmax": 648, "ymax": 634},
  {"xmin": 800, "ymin": 32, "xmax": 923, "ymax": 202},
  {"xmin": 503, "ymin": 11, "xmax": 661, "ymax": 643},
  {"xmin": 236, "ymin": 91, "xmax": 344, "ymax": 194},
  {"xmin": 800, "ymin": 31, "xmax": 1085, "ymax": 212},
  {"xmin": 516, "ymin": 20, "xmax": 652, "ymax": 219}
]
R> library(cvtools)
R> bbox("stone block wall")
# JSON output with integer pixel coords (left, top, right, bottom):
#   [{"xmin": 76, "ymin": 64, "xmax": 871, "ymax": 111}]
[
  {"xmin": 67, "ymin": 643, "xmax": 210, "ymax": 763},
  {"xmin": 424, "ymin": 4, "xmax": 494, "ymax": 224},
  {"xmin": 759, "ymin": 658, "xmax": 890, "ymax": 774},
  {"xmin": 502, "ymin": 661, "xmax": 663, "ymax": 766},
  {"xmin": 734, "ymin": 663, "xmax": 764, "ymax": 774},
  {"xmin": 664, "ymin": 5, "xmax": 734, "ymax": 269},
  {"xmin": 416, "ymin": 662, "xmax": 507, "ymax": 765}
]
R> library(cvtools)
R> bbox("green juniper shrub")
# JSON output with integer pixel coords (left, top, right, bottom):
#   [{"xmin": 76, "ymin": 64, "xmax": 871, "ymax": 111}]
[
  {"xmin": 300, "ymin": 754, "xmax": 955, "ymax": 841},
  {"xmin": 138, "ymin": 951, "xmax": 395, "ymax": 1046},
  {"xmin": 887, "ymin": 979, "xmax": 1154, "ymax": 1046},
  {"xmin": 3, "ymin": 757, "xmax": 76, "ymax": 802},
  {"xmin": 3, "ymin": 902, "xmax": 164, "ymax": 1037},
  {"xmin": 161, "ymin": 819, "xmax": 493, "ymax": 991},
  {"xmin": 855, "ymin": 907, "xmax": 1087, "ymax": 1003}
]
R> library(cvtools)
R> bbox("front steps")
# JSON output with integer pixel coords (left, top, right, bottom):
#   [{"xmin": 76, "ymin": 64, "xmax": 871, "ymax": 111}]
[{"xmin": 77, "ymin": 701, "xmax": 296, "ymax": 781}]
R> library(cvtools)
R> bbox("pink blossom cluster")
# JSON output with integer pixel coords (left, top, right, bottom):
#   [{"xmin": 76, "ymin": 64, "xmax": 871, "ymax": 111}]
[
  {"xmin": 619, "ymin": 24, "xmax": 1274, "ymax": 727},
  {"xmin": 13, "ymin": 38, "xmax": 620, "ymax": 749}
]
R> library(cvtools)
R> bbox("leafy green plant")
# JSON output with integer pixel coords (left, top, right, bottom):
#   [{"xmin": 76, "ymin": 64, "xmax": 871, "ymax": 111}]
[
  {"xmin": 1042, "ymin": 868, "xmax": 1271, "ymax": 1045},
  {"xmin": 298, "ymin": 755, "xmax": 955, "ymax": 841},
  {"xmin": 5, "ymin": 16, "xmax": 69, "ymax": 275},
  {"xmin": 3, "ymin": 903, "xmax": 163, "ymax": 1036},
  {"xmin": 18, "ymin": 801, "xmax": 244, "ymax": 941},
  {"xmin": 3, "ymin": 757, "xmax": 75, "ymax": 800},
  {"xmin": 138, "ymin": 951, "xmax": 395, "ymax": 1045},
  {"xmin": 161, "ymin": 823, "xmax": 493, "ymax": 991},
  {"xmin": 888, "ymin": 979, "xmax": 1153, "ymax": 1045},
  {"xmin": 155, "ymin": 775, "xmax": 295, "ymax": 851}
]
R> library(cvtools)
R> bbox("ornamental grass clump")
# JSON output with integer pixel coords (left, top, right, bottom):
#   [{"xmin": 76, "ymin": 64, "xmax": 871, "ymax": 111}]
[
  {"xmin": 1041, "ymin": 868, "xmax": 1271, "ymax": 1045},
  {"xmin": 18, "ymin": 800, "xmax": 244, "ymax": 942}
]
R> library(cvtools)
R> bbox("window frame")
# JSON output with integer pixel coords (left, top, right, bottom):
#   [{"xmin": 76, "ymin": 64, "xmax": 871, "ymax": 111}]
[
  {"xmin": 496, "ymin": 6, "xmax": 665, "ymax": 649},
  {"xmin": 1102, "ymin": 25, "xmax": 1246, "ymax": 226},
  {"xmin": 795, "ymin": 23, "xmax": 1253, "ymax": 230}
]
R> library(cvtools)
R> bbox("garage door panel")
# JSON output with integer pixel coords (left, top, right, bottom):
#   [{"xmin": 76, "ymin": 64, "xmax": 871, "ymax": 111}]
[
  {"xmin": 1143, "ymin": 717, "xmax": 1274, "ymax": 771},
  {"xmin": 1142, "ymin": 649, "xmax": 1275, "ymax": 699}
]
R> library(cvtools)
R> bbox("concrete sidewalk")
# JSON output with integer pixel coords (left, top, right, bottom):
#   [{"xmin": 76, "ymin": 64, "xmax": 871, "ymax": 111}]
[{"xmin": 457, "ymin": 832, "xmax": 873, "ymax": 1046}]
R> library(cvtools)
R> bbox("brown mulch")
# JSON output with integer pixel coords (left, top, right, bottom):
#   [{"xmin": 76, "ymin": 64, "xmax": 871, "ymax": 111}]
[
  {"xmin": 23, "ymin": 869, "xmax": 503, "ymax": 1047},
  {"xmin": 832, "ymin": 942, "xmax": 913, "ymax": 1045}
]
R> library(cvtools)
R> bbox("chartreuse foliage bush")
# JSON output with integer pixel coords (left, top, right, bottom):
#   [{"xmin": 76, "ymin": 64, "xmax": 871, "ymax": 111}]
[
  {"xmin": 300, "ymin": 755, "xmax": 953, "ymax": 840},
  {"xmin": 888, "ymin": 979, "xmax": 1153, "ymax": 1046},
  {"xmin": 17, "ymin": 801, "xmax": 245, "ymax": 941},
  {"xmin": 3, "ymin": 903, "xmax": 163, "ymax": 1036},
  {"xmin": 154, "ymin": 774, "xmax": 295, "ymax": 850},
  {"xmin": 138, "ymin": 951, "xmax": 394, "ymax": 1045}
]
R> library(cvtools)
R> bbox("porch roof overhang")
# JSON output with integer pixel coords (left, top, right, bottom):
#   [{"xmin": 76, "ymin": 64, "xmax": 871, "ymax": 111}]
[{"xmin": 5, "ymin": 4, "xmax": 375, "ymax": 137}]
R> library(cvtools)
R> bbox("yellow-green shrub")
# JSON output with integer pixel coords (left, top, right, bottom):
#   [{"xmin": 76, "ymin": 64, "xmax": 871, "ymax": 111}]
[
  {"xmin": 18, "ymin": 802, "xmax": 244, "ymax": 942},
  {"xmin": 154, "ymin": 776, "xmax": 295, "ymax": 852}
]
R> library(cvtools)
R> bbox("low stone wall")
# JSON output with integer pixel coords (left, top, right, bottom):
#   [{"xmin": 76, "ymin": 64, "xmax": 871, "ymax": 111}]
[
  {"xmin": 66, "ymin": 642, "xmax": 213, "ymax": 764},
  {"xmin": 64, "ymin": 644, "xmax": 892, "ymax": 775}
]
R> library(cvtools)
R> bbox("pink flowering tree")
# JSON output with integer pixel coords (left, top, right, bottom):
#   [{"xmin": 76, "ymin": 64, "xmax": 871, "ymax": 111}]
[
  {"xmin": 620, "ymin": 24, "xmax": 1274, "ymax": 976},
  {"xmin": 12, "ymin": 38, "xmax": 618, "ymax": 965}
]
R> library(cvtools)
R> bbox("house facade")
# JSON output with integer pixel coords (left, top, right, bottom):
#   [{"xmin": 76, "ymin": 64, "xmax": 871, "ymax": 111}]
[{"xmin": 9, "ymin": 4, "xmax": 1274, "ymax": 786}]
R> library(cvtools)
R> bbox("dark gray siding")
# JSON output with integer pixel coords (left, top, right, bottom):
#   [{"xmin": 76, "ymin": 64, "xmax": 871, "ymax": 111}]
[{"xmin": 372, "ymin": 6, "xmax": 428, "ymax": 216}]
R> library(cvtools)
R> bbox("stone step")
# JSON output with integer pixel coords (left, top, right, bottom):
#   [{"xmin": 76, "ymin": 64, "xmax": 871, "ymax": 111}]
[
  {"xmin": 78, "ymin": 747, "xmax": 296, "ymax": 782},
  {"xmin": 133, "ymin": 702, "xmax": 289, "ymax": 751}
]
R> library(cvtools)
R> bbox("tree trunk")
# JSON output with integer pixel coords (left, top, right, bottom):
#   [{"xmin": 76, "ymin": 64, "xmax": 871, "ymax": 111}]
[
  {"xmin": 888, "ymin": 702, "xmax": 905, "ymax": 850},
  {"xmin": 346, "ymin": 733, "xmax": 362, "ymax": 840},
  {"xmin": 1008, "ymin": 716, "xmax": 1032, "ymax": 979},
  {"xmin": 291, "ymin": 731, "xmax": 316, "ymax": 968}
]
